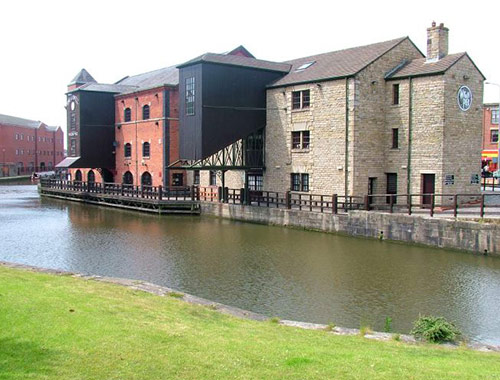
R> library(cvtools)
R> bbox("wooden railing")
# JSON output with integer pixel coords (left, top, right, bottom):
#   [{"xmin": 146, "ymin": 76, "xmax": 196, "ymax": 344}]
[{"xmin": 40, "ymin": 179, "xmax": 500, "ymax": 218}]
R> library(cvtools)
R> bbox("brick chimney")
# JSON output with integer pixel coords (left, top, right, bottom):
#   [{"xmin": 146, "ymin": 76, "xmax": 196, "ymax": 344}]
[{"xmin": 426, "ymin": 21, "xmax": 449, "ymax": 61}]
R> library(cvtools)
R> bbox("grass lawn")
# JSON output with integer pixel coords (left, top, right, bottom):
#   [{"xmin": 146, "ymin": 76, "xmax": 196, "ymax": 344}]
[{"xmin": 1, "ymin": 265, "xmax": 499, "ymax": 379}]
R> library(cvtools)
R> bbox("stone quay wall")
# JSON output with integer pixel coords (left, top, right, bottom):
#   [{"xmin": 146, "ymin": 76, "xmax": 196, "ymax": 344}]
[{"xmin": 200, "ymin": 202, "xmax": 500, "ymax": 256}]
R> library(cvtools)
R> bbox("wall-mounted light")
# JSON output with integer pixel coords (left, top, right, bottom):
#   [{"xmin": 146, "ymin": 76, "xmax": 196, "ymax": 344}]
[
  {"xmin": 463, "ymin": 75, "xmax": 470, "ymax": 80},
  {"xmin": 317, "ymin": 83, "xmax": 322, "ymax": 88}
]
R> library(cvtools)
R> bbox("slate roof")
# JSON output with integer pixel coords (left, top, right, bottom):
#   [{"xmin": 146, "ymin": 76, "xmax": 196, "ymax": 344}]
[
  {"xmin": 117, "ymin": 65, "xmax": 179, "ymax": 90},
  {"xmin": 268, "ymin": 37, "xmax": 413, "ymax": 88},
  {"xmin": 178, "ymin": 53, "xmax": 291, "ymax": 73},
  {"xmin": 69, "ymin": 69, "xmax": 97, "ymax": 85},
  {"xmin": 74, "ymin": 83, "xmax": 137, "ymax": 94},
  {"xmin": 386, "ymin": 52, "xmax": 485, "ymax": 79},
  {"xmin": 0, "ymin": 114, "xmax": 41, "ymax": 129}
]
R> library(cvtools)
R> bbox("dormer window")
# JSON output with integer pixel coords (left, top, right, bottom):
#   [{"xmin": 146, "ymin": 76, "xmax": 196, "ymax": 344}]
[
  {"xmin": 142, "ymin": 105, "xmax": 150, "ymax": 120},
  {"xmin": 295, "ymin": 61, "xmax": 315, "ymax": 72},
  {"xmin": 124, "ymin": 108, "xmax": 131, "ymax": 122}
]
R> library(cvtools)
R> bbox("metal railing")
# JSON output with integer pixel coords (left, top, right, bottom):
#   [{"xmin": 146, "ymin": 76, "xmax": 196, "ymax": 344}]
[{"xmin": 40, "ymin": 180, "xmax": 500, "ymax": 218}]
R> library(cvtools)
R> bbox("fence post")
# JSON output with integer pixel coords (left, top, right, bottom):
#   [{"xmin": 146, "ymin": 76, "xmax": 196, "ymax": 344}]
[
  {"xmin": 364, "ymin": 195, "xmax": 370, "ymax": 211},
  {"xmin": 332, "ymin": 194, "xmax": 338, "ymax": 214},
  {"xmin": 240, "ymin": 188, "xmax": 245, "ymax": 204},
  {"xmin": 217, "ymin": 186, "xmax": 223, "ymax": 203},
  {"xmin": 407, "ymin": 194, "xmax": 412, "ymax": 215},
  {"xmin": 389, "ymin": 195, "xmax": 394, "ymax": 214},
  {"xmin": 158, "ymin": 185, "xmax": 163, "ymax": 200},
  {"xmin": 286, "ymin": 191, "xmax": 291, "ymax": 209},
  {"xmin": 453, "ymin": 194, "xmax": 458, "ymax": 218},
  {"xmin": 224, "ymin": 187, "xmax": 229, "ymax": 203},
  {"xmin": 480, "ymin": 194, "xmax": 485, "ymax": 218},
  {"xmin": 141, "ymin": 185, "xmax": 144, "ymax": 198},
  {"xmin": 430, "ymin": 194, "xmax": 435, "ymax": 217}
]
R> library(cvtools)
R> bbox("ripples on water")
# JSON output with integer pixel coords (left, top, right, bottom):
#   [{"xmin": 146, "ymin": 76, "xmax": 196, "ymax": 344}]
[{"xmin": 1, "ymin": 184, "xmax": 500, "ymax": 345}]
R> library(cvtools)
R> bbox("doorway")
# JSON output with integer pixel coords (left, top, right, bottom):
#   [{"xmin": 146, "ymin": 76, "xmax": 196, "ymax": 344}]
[{"xmin": 421, "ymin": 174, "xmax": 435, "ymax": 206}]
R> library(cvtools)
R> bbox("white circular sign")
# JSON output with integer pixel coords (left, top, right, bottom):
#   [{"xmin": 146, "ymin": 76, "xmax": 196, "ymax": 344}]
[{"xmin": 457, "ymin": 86, "xmax": 472, "ymax": 111}]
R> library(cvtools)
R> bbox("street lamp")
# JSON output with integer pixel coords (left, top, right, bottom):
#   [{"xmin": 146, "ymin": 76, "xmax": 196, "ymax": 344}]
[{"xmin": 485, "ymin": 81, "xmax": 500, "ymax": 174}]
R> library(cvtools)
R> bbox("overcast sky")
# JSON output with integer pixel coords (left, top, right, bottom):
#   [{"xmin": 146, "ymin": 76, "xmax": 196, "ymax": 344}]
[{"xmin": 1, "ymin": 0, "xmax": 499, "ymax": 135}]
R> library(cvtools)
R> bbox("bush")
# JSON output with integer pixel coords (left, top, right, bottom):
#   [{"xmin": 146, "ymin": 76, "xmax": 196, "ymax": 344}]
[{"xmin": 411, "ymin": 315, "xmax": 461, "ymax": 343}]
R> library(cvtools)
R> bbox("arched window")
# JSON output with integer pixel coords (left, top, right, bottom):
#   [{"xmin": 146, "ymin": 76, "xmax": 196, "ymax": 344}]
[
  {"xmin": 124, "ymin": 143, "xmax": 132, "ymax": 158},
  {"xmin": 142, "ymin": 142, "xmax": 150, "ymax": 157},
  {"xmin": 40, "ymin": 162, "xmax": 46, "ymax": 170},
  {"xmin": 75, "ymin": 169, "xmax": 82, "ymax": 181},
  {"xmin": 88, "ymin": 170, "xmax": 95, "ymax": 183},
  {"xmin": 141, "ymin": 171, "xmax": 152, "ymax": 186},
  {"xmin": 124, "ymin": 107, "xmax": 131, "ymax": 122},
  {"xmin": 142, "ymin": 105, "xmax": 150, "ymax": 120},
  {"xmin": 123, "ymin": 171, "xmax": 133, "ymax": 185}
]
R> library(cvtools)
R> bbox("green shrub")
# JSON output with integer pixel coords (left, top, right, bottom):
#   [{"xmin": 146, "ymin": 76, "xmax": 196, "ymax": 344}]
[
  {"xmin": 411, "ymin": 315, "xmax": 461, "ymax": 343},
  {"xmin": 384, "ymin": 317, "xmax": 392, "ymax": 333}
]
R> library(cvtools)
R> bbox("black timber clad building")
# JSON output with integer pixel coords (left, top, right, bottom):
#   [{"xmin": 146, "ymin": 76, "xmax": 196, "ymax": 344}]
[{"xmin": 177, "ymin": 54, "xmax": 290, "ymax": 161}]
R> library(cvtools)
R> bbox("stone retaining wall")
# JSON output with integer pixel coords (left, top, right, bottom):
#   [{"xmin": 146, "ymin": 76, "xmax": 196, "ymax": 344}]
[{"xmin": 200, "ymin": 202, "xmax": 500, "ymax": 255}]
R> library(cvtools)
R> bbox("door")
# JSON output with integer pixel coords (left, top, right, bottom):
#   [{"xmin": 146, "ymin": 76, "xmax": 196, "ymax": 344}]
[{"xmin": 422, "ymin": 174, "xmax": 435, "ymax": 206}]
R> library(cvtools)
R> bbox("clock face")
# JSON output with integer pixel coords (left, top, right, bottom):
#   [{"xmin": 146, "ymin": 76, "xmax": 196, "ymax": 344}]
[
  {"xmin": 70, "ymin": 100, "xmax": 76, "ymax": 111},
  {"xmin": 457, "ymin": 86, "xmax": 472, "ymax": 111}
]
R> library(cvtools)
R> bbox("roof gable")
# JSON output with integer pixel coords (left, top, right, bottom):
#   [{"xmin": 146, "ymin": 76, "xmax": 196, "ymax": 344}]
[
  {"xmin": 69, "ymin": 69, "xmax": 97, "ymax": 85},
  {"xmin": 268, "ymin": 37, "xmax": 412, "ymax": 88}
]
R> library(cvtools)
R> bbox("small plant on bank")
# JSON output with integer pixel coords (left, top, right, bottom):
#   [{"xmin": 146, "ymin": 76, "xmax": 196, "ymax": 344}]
[
  {"xmin": 411, "ymin": 315, "xmax": 461, "ymax": 343},
  {"xmin": 269, "ymin": 316, "xmax": 281, "ymax": 324},
  {"xmin": 324, "ymin": 322, "xmax": 336, "ymax": 332},
  {"xmin": 168, "ymin": 291, "xmax": 184, "ymax": 299},
  {"xmin": 384, "ymin": 317, "xmax": 393, "ymax": 333},
  {"xmin": 359, "ymin": 325, "xmax": 373, "ymax": 336},
  {"xmin": 392, "ymin": 333, "xmax": 401, "ymax": 342}
]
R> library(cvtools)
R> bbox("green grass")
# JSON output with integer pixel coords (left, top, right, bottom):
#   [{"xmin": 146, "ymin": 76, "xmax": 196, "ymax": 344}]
[{"xmin": 1, "ymin": 266, "xmax": 499, "ymax": 379}]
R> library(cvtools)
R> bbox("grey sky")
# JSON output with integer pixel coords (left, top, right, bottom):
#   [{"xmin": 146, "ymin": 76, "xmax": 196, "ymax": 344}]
[{"xmin": 1, "ymin": 0, "xmax": 498, "ymax": 135}]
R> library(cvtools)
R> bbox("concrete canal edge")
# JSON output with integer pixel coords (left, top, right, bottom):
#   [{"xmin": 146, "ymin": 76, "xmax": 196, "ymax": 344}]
[
  {"xmin": 2, "ymin": 260, "xmax": 498, "ymax": 353},
  {"xmin": 200, "ymin": 202, "xmax": 500, "ymax": 256}
]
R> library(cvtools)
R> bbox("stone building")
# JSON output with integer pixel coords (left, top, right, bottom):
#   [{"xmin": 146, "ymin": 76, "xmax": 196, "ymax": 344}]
[
  {"xmin": 189, "ymin": 22, "xmax": 484, "ymax": 203},
  {"xmin": 262, "ymin": 22, "xmax": 484, "ymax": 201}
]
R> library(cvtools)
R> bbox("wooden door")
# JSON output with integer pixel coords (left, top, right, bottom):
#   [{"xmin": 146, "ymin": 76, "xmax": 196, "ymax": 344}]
[{"xmin": 422, "ymin": 174, "xmax": 435, "ymax": 206}]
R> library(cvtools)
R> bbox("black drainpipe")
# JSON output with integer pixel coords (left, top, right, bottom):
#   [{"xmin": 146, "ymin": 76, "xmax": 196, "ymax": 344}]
[
  {"xmin": 407, "ymin": 77, "xmax": 413, "ymax": 194},
  {"xmin": 345, "ymin": 78, "xmax": 350, "ymax": 197},
  {"xmin": 163, "ymin": 87, "xmax": 170, "ymax": 188}
]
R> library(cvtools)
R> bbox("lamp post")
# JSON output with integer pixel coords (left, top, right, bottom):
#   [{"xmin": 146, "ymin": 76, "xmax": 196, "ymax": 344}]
[
  {"xmin": 485, "ymin": 81, "xmax": 500, "ymax": 174},
  {"xmin": 2, "ymin": 148, "xmax": 5, "ymax": 177}
]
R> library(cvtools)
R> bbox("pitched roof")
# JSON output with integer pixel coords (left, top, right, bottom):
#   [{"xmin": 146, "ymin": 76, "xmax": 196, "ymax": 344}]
[
  {"xmin": 268, "ymin": 37, "xmax": 412, "ymax": 88},
  {"xmin": 69, "ymin": 69, "xmax": 97, "ymax": 85},
  {"xmin": 178, "ymin": 53, "xmax": 291, "ymax": 73},
  {"xmin": 0, "ymin": 114, "xmax": 42, "ymax": 129},
  {"xmin": 386, "ymin": 53, "xmax": 474, "ymax": 79},
  {"xmin": 116, "ymin": 65, "xmax": 179, "ymax": 90},
  {"xmin": 74, "ymin": 83, "xmax": 137, "ymax": 94}
]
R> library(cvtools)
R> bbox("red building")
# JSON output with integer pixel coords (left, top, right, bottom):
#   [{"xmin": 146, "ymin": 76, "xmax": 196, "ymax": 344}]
[
  {"xmin": 64, "ymin": 67, "xmax": 182, "ymax": 187},
  {"xmin": 0, "ymin": 114, "xmax": 64, "ymax": 177},
  {"xmin": 482, "ymin": 103, "xmax": 499, "ymax": 172}
]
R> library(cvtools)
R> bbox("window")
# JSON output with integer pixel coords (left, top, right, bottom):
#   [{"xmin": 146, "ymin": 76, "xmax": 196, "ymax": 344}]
[
  {"xmin": 291, "ymin": 173, "xmax": 309, "ymax": 192},
  {"xmin": 193, "ymin": 170, "xmax": 200, "ymax": 185},
  {"xmin": 292, "ymin": 90, "xmax": 310, "ymax": 110},
  {"xmin": 124, "ymin": 143, "xmax": 132, "ymax": 158},
  {"xmin": 291, "ymin": 131, "xmax": 310, "ymax": 149},
  {"xmin": 248, "ymin": 173, "xmax": 263, "ymax": 191},
  {"xmin": 75, "ymin": 170, "xmax": 82, "ymax": 181},
  {"xmin": 142, "ymin": 105, "xmax": 150, "ymax": 120},
  {"xmin": 491, "ymin": 129, "xmax": 499, "ymax": 144},
  {"xmin": 142, "ymin": 142, "xmax": 150, "ymax": 157},
  {"xmin": 15, "ymin": 134, "xmax": 19, "ymax": 140},
  {"xmin": 124, "ymin": 107, "xmax": 131, "ymax": 122},
  {"xmin": 386, "ymin": 173, "xmax": 397, "ymax": 204},
  {"xmin": 172, "ymin": 173, "xmax": 184, "ymax": 186},
  {"xmin": 294, "ymin": 61, "xmax": 315, "ymax": 72},
  {"xmin": 392, "ymin": 128, "xmax": 399, "ymax": 149},
  {"xmin": 88, "ymin": 170, "xmax": 95, "ymax": 183},
  {"xmin": 492, "ymin": 109, "xmax": 499, "ymax": 124},
  {"xmin": 20, "ymin": 134, "xmax": 23, "ymax": 140},
  {"xmin": 185, "ymin": 77, "xmax": 195, "ymax": 116},
  {"xmin": 209, "ymin": 170, "xmax": 217, "ymax": 186},
  {"xmin": 392, "ymin": 84, "xmax": 400, "ymax": 105}
]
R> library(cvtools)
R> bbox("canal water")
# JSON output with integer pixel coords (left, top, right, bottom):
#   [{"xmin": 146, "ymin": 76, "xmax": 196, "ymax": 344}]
[{"xmin": 1, "ymin": 183, "xmax": 500, "ymax": 345}]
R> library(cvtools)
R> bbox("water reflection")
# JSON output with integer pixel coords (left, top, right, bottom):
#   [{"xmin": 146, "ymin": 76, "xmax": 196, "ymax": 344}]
[{"xmin": 1, "ymin": 184, "xmax": 500, "ymax": 345}]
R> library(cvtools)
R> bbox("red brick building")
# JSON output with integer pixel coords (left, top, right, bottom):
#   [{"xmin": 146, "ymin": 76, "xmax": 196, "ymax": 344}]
[
  {"xmin": 0, "ymin": 114, "xmax": 64, "ymax": 177},
  {"xmin": 64, "ymin": 67, "xmax": 183, "ymax": 187},
  {"xmin": 482, "ymin": 103, "xmax": 499, "ymax": 172}
]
